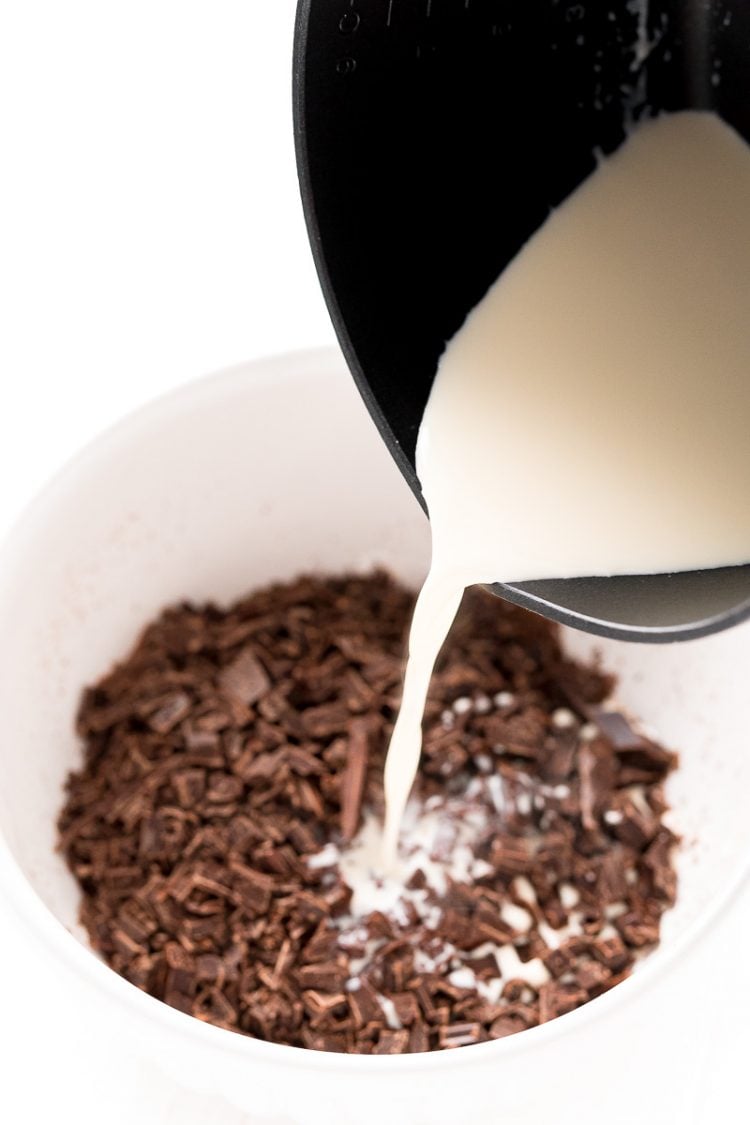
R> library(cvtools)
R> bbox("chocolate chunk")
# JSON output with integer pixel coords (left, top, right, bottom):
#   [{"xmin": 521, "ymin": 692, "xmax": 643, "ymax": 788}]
[
  {"xmin": 409, "ymin": 1020, "xmax": 431, "ymax": 1053},
  {"xmin": 610, "ymin": 796, "xmax": 659, "ymax": 849},
  {"xmin": 301, "ymin": 1029, "xmax": 349, "ymax": 1053},
  {"xmin": 301, "ymin": 990, "xmax": 348, "ymax": 1023},
  {"xmin": 219, "ymin": 646, "xmax": 270, "ymax": 707},
  {"xmin": 117, "ymin": 900, "xmax": 158, "ymax": 943},
  {"xmin": 489, "ymin": 836, "xmax": 532, "ymax": 878},
  {"xmin": 440, "ymin": 909, "xmax": 482, "ymax": 950},
  {"xmin": 206, "ymin": 772, "xmax": 243, "ymax": 804},
  {"xmin": 144, "ymin": 692, "xmax": 192, "ymax": 734},
  {"xmin": 489, "ymin": 1012, "xmax": 532, "ymax": 1038},
  {"xmin": 233, "ymin": 748, "xmax": 285, "ymax": 783},
  {"xmin": 347, "ymin": 979, "xmax": 383, "ymax": 1029},
  {"xmin": 373, "ymin": 1029, "xmax": 410, "ymax": 1055},
  {"xmin": 591, "ymin": 934, "xmax": 630, "ymax": 973},
  {"xmin": 616, "ymin": 743, "xmax": 678, "ymax": 785},
  {"xmin": 593, "ymin": 850, "xmax": 630, "ymax": 904},
  {"xmin": 391, "ymin": 991, "xmax": 421, "ymax": 1026},
  {"xmin": 301, "ymin": 702, "xmax": 352, "ymax": 739},
  {"xmin": 590, "ymin": 708, "xmax": 648, "ymax": 752},
  {"xmin": 285, "ymin": 747, "xmax": 326, "ymax": 778},
  {"xmin": 228, "ymin": 862, "xmax": 275, "ymax": 915},
  {"xmin": 295, "ymin": 963, "xmax": 349, "ymax": 993},
  {"xmin": 539, "ymin": 981, "xmax": 588, "ymax": 1023},
  {"xmin": 438, "ymin": 1022, "xmax": 482, "ymax": 1049},
  {"xmin": 573, "ymin": 957, "xmax": 611, "ymax": 995},
  {"xmin": 614, "ymin": 912, "xmax": 661, "ymax": 948},
  {"xmin": 172, "ymin": 768, "xmax": 207, "ymax": 808},
  {"xmin": 642, "ymin": 828, "xmax": 679, "ymax": 904},
  {"xmin": 339, "ymin": 720, "xmax": 369, "ymax": 842},
  {"xmin": 578, "ymin": 740, "xmax": 615, "ymax": 832}
]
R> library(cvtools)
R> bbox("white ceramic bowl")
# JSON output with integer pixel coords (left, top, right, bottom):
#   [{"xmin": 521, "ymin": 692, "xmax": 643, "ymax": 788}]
[{"xmin": 0, "ymin": 348, "xmax": 748, "ymax": 1125}]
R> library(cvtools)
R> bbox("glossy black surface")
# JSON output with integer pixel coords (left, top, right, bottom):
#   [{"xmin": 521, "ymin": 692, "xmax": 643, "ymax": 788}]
[{"xmin": 294, "ymin": 0, "xmax": 750, "ymax": 642}]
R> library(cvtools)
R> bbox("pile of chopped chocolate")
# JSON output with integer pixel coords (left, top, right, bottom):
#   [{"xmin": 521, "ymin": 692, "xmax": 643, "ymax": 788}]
[{"xmin": 58, "ymin": 571, "xmax": 678, "ymax": 1054}]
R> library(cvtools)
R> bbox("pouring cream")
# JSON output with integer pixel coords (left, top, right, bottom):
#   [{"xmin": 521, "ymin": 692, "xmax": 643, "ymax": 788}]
[{"xmin": 383, "ymin": 111, "xmax": 750, "ymax": 863}]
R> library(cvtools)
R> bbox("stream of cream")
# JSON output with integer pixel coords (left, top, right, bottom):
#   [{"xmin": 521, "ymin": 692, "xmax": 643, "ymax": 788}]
[{"xmin": 381, "ymin": 111, "xmax": 750, "ymax": 865}]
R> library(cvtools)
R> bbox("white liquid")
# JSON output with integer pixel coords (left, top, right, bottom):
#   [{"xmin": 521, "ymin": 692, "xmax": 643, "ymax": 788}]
[{"xmin": 383, "ymin": 111, "xmax": 750, "ymax": 863}]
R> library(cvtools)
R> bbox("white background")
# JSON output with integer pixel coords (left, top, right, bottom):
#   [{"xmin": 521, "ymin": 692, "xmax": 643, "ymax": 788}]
[
  {"xmin": 0, "ymin": 1, "xmax": 333, "ymax": 535},
  {"xmin": 0, "ymin": 3, "xmax": 333, "ymax": 1121},
  {"xmin": 0, "ymin": 3, "xmax": 748, "ymax": 1123}
]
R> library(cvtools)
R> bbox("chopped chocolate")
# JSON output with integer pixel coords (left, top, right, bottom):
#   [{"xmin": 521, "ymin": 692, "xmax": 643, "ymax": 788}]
[{"xmin": 58, "ymin": 572, "xmax": 678, "ymax": 1056}]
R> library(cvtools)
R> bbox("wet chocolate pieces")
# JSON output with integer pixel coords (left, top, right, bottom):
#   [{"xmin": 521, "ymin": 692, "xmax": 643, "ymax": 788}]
[{"xmin": 58, "ymin": 572, "xmax": 679, "ymax": 1055}]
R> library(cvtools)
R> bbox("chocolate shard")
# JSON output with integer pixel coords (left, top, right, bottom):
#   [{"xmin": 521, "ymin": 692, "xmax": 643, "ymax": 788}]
[
  {"xmin": 218, "ymin": 646, "xmax": 270, "ymax": 706},
  {"xmin": 538, "ymin": 981, "xmax": 587, "ymax": 1023},
  {"xmin": 339, "ymin": 719, "xmax": 369, "ymax": 842},
  {"xmin": 295, "ymin": 962, "xmax": 349, "ymax": 993},
  {"xmin": 488, "ymin": 836, "xmax": 533, "ymax": 878},
  {"xmin": 591, "ymin": 934, "xmax": 630, "ymax": 973},
  {"xmin": 589, "ymin": 708, "xmax": 648, "ymax": 751},
  {"xmin": 117, "ymin": 899, "xmax": 158, "ymax": 943},
  {"xmin": 578, "ymin": 740, "xmax": 616, "ymax": 832},
  {"xmin": 347, "ymin": 979, "xmax": 383, "ymax": 1029},
  {"xmin": 610, "ymin": 796, "xmax": 659, "ymax": 850},
  {"xmin": 373, "ymin": 1029, "xmax": 410, "ymax": 1055},
  {"xmin": 391, "ymin": 991, "xmax": 421, "ymax": 1026},
  {"xmin": 614, "ymin": 912, "xmax": 661, "ymax": 949},
  {"xmin": 228, "ymin": 861, "xmax": 275, "ymax": 915},
  {"xmin": 438, "ymin": 1022, "xmax": 482, "ymax": 1049},
  {"xmin": 144, "ymin": 692, "xmax": 192, "ymax": 734},
  {"xmin": 642, "ymin": 828, "xmax": 678, "ymax": 904},
  {"xmin": 301, "ymin": 990, "xmax": 348, "ymax": 1023},
  {"xmin": 172, "ymin": 768, "xmax": 207, "ymax": 808},
  {"xmin": 233, "ymin": 748, "xmax": 286, "ymax": 782},
  {"xmin": 409, "ymin": 1020, "xmax": 431, "ymax": 1053},
  {"xmin": 489, "ymin": 1011, "xmax": 532, "ymax": 1039},
  {"xmin": 206, "ymin": 771, "xmax": 243, "ymax": 804},
  {"xmin": 573, "ymin": 957, "xmax": 611, "ymax": 995}
]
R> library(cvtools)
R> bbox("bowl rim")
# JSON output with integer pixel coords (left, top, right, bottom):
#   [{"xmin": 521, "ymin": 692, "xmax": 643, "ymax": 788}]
[{"xmin": 1, "ymin": 345, "xmax": 748, "ymax": 1074}]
